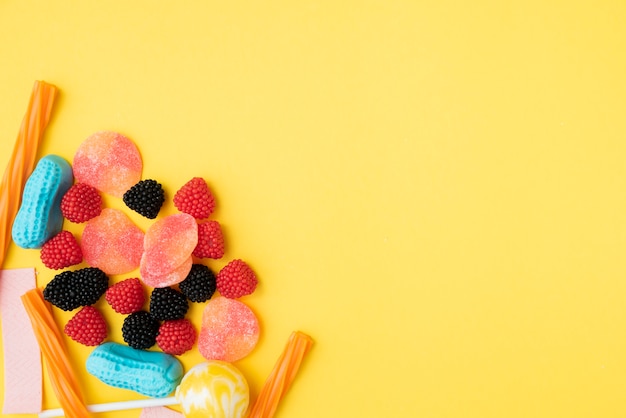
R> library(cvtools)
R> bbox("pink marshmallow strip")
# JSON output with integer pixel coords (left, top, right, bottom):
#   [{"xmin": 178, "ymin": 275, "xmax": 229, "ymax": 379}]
[{"xmin": 0, "ymin": 268, "xmax": 42, "ymax": 414}]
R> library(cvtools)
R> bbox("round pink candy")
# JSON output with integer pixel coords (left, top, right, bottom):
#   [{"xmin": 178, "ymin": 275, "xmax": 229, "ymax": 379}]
[
  {"xmin": 73, "ymin": 131, "xmax": 142, "ymax": 197},
  {"xmin": 140, "ymin": 213, "xmax": 198, "ymax": 277},
  {"xmin": 81, "ymin": 208, "xmax": 144, "ymax": 275},
  {"xmin": 141, "ymin": 255, "xmax": 193, "ymax": 288},
  {"xmin": 198, "ymin": 296, "xmax": 260, "ymax": 362}
]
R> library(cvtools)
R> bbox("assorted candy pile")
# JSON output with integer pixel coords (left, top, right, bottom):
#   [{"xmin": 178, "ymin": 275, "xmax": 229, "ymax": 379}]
[
  {"xmin": 12, "ymin": 130, "xmax": 261, "ymax": 414},
  {"xmin": 4, "ymin": 83, "xmax": 313, "ymax": 418}
]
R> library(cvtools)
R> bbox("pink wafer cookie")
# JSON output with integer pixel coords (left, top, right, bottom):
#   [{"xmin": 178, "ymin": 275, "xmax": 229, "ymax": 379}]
[
  {"xmin": 81, "ymin": 208, "xmax": 144, "ymax": 275},
  {"xmin": 73, "ymin": 131, "xmax": 142, "ymax": 197},
  {"xmin": 140, "ymin": 213, "xmax": 197, "ymax": 277},
  {"xmin": 198, "ymin": 296, "xmax": 260, "ymax": 362},
  {"xmin": 0, "ymin": 268, "xmax": 42, "ymax": 414},
  {"xmin": 140, "ymin": 406, "xmax": 183, "ymax": 418}
]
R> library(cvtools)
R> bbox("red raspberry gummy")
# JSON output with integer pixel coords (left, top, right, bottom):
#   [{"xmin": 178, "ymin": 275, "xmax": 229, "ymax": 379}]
[
  {"xmin": 40, "ymin": 230, "xmax": 83, "ymax": 270},
  {"xmin": 173, "ymin": 177, "xmax": 215, "ymax": 219},
  {"xmin": 60, "ymin": 183, "xmax": 102, "ymax": 223},
  {"xmin": 156, "ymin": 319, "xmax": 197, "ymax": 355},
  {"xmin": 216, "ymin": 259, "xmax": 258, "ymax": 299},
  {"xmin": 105, "ymin": 278, "xmax": 145, "ymax": 314},
  {"xmin": 193, "ymin": 220, "xmax": 225, "ymax": 259}
]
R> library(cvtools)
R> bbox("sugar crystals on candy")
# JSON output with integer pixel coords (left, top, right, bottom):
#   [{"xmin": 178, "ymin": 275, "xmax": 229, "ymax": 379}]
[
  {"xmin": 198, "ymin": 296, "xmax": 260, "ymax": 362},
  {"xmin": 140, "ymin": 213, "xmax": 197, "ymax": 287},
  {"xmin": 81, "ymin": 208, "xmax": 145, "ymax": 275},
  {"xmin": 73, "ymin": 131, "xmax": 142, "ymax": 198},
  {"xmin": 141, "ymin": 255, "xmax": 193, "ymax": 288}
]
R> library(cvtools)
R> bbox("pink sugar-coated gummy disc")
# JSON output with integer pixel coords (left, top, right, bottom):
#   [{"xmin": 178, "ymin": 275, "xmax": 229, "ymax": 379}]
[
  {"xmin": 81, "ymin": 208, "xmax": 145, "ymax": 275},
  {"xmin": 198, "ymin": 296, "xmax": 260, "ymax": 363},
  {"xmin": 140, "ymin": 255, "xmax": 193, "ymax": 288},
  {"xmin": 140, "ymin": 213, "xmax": 198, "ymax": 277},
  {"xmin": 73, "ymin": 131, "xmax": 142, "ymax": 197}
]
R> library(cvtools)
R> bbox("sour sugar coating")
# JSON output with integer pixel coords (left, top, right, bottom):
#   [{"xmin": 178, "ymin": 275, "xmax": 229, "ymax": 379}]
[
  {"xmin": 141, "ymin": 255, "xmax": 193, "ymax": 288},
  {"xmin": 73, "ymin": 131, "xmax": 142, "ymax": 198},
  {"xmin": 81, "ymin": 208, "xmax": 145, "ymax": 275},
  {"xmin": 12, "ymin": 155, "xmax": 73, "ymax": 249},
  {"xmin": 175, "ymin": 360, "xmax": 249, "ymax": 418},
  {"xmin": 198, "ymin": 296, "xmax": 260, "ymax": 363},
  {"xmin": 141, "ymin": 213, "xmax": 198, "ymax": 277}
]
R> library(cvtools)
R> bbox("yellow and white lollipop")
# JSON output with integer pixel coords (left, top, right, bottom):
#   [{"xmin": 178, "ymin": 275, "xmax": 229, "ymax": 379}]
[{"xmin": 175, "ymin": 360, "xmax": 249, "ymax": 418}]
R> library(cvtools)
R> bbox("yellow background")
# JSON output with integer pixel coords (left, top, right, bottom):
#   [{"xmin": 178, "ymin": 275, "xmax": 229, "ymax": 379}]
[{"xmin": 1, "ymin": 1, "xmax": 626, "ymax": 417}]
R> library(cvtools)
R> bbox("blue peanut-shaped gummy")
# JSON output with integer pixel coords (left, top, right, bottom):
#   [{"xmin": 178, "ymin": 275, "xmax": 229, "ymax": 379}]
[
  {"xmin": 86, "ymin": 342, "xmax": 183, "ymax": 398},
  {"xmin": 11, "ymin": 155, "xmax": 73, "ymax": 249}
]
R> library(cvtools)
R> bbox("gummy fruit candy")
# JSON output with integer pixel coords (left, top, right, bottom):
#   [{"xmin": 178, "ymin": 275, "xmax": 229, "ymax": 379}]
[
  {"xmin": 216, "ymin": 259, "xmax": 258, "ymax": 299},
  {"xmin": 60, "ymin": 182, "xmax": 102, "ymax": 223},
  {"xmin": 193, "ymin": 220, "xmax": 225, "ymax": 259},
  {"xmin": 141, "ymin": 255, "xmax": 193, "ymax": 288},
  {"xmin": 123, "ymin": 179, "xmax": 165, "ymax": 219},
  {"xmin": 198, "ymin": 296, "xmax": 259, "ymax": 362},
  {"xmin": 105, "ymin": 278, "xmax": 145, "ymax": 314},
  {"xmin": 173, "ymin": 177, "xmax": 216, "ymax": 220},
  {"xmin": 140, "ymin": 213, "xmax": 198, "ymax": 287},
  {"xmin": 43, "ymin": 267, "xmax": 109, "ymax": 311},
  {"xmin": 40, "ymin": 230, "xmax": 83, "ymax": 270},
  {"xmin": 81, "ymin": 208, "xmax": 144, "ymax": 275},
  {"xmin": 64, "ymin": 306, "xmax": 107, "ymax": 346},
  {"xmin": 156, "ymin": 319, "xmax": 197, "ymax": 355},
  {"xmin": 73, "ymin": 131, "xmax": 142, "ymax": 197}
]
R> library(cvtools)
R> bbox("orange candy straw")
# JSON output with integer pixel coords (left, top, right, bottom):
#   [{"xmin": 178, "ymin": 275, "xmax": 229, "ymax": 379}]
[
  {"xmin": 248, "ymin": 331, "xmax": 314, "ymax": 418},
  {"xmin": 22, "ymin": 288, "xmax": 91, "ymax": 418},
  {"xmin": 0, "ymin": 80, "xmax": 57, "ymax": 268}
]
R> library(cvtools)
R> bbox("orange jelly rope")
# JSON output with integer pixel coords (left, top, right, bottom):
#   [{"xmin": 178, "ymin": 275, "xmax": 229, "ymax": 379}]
[
  {"xmin": 0, "ymin": 80, "xmax": 57, "ymax": 268},
  {"xmin": 22, "ymin": 288, "xmax": 91, "ymax": 418},
  {"xmin": 248, "ymin": 331, "xmax": 314, "ymax": 418}
]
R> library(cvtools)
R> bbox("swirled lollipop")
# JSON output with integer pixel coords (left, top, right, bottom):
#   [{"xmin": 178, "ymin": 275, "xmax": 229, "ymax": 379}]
[{"xmin": 175, "ymin": 360, "xmax": 249, "ymax": 418}]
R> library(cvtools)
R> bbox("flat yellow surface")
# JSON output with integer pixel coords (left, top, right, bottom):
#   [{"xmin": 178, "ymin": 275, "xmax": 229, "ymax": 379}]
[{"xmin": 1, "ymin": 1, "xmax": 626, "ymax": 417}]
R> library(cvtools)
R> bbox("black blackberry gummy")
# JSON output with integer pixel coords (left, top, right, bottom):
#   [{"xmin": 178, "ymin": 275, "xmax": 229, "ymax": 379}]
[
  {"xmin": 149, "ymin": 287, "xmax": 189, "ymax": 321},
  {"xmin": 179, "ymin": 264, "xmax": 217, "ymax": 303},
  {"xmin": 43, "ymin": 267, "xmax": 109, "ymax": 311},
  {"xmin": 122, "ymin": 311, "xmax": 160, "ymax": 349},
  {"xmin": 122, "ymin": 179, "xmax": 165, "ymax": 219}
]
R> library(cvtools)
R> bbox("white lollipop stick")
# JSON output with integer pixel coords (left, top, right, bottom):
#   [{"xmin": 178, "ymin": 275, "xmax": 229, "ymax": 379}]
[{"xmin": 38, "ymin": 396, "xmax": 178, "ymax": 418}]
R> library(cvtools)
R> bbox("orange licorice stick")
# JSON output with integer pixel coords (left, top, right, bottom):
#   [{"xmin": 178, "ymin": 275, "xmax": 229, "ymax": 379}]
[
  {"xmin": 21, "ymin": 288, "xmax": 91, "ymax": 418},
  {"xmin": 0, "ymin": 80, "xmax": 57, "ymax": 268},
  {"xmin": 248, "ymin": 331, "xmax": 314, "ymax": 418}
]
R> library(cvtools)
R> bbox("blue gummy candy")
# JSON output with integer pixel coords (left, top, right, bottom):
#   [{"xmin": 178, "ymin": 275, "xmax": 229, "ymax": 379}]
[
  {"xmin": 11, "ymin": 155, "xmax": 73, "ymax": 249},
  {"xmin": 86, "ymin": 342, "xmax": 183, "ymax": 398}
]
